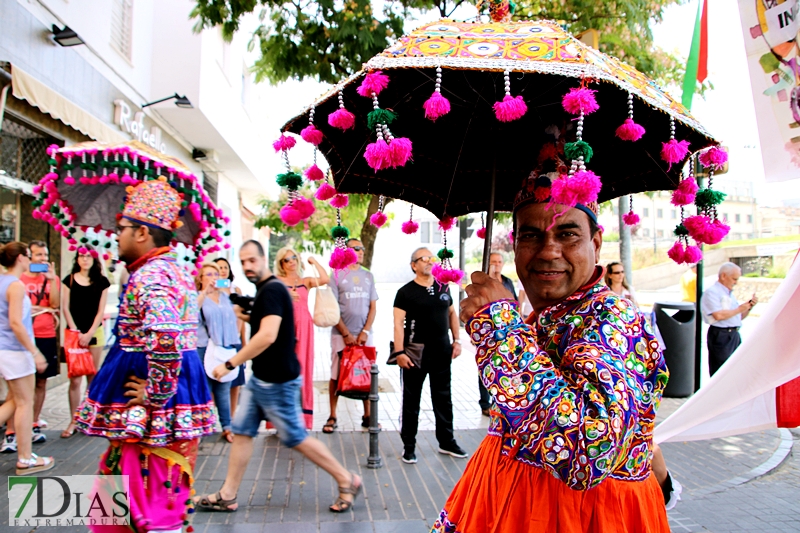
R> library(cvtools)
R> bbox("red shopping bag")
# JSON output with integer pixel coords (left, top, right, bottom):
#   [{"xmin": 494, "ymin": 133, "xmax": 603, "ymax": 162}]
[
  {"xmin": 65, "ymin": 329, "xmax": 97, "ymax": 378},
  {"xmin": 337, "ymin": 345, "xmax": 376, "ymax": 400}
]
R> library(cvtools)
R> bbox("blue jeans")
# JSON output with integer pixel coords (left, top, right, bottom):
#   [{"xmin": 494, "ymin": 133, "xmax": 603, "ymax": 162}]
[
  {"xmin": 198, "ymin": 346, "xmax": 232, "ymax": 431},
  {"xmin": 231, "ymin": 375, "xmax": 307, "ymax": 447}
]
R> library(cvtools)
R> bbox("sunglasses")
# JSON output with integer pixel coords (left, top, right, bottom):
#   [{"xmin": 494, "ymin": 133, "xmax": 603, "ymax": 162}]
[
  {"xmin": 349, "ymin": 246, "xmax": 365, "ymax": 252},
  {"xmin": 412, "ymin": 255, "xmax": 438, "ymax": 264},
  {"xmin": 281, "ymin": 255, "xmax": 298, "ymax": 263},
  {"xmin": 611, "ymin": 270, "xmax": 625, "ymax": 275}
]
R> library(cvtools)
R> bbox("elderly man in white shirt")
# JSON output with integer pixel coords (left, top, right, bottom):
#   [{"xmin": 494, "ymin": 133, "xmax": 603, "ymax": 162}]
[{"xmin": 701, "ymin": 262, "xmax": 758, "ymax": 376}]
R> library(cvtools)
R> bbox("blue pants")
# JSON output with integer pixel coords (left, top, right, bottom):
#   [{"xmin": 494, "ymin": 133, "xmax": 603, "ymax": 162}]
[{"xmin": 198, "ymin": 346, "xmax": 232, "ymax": 431}]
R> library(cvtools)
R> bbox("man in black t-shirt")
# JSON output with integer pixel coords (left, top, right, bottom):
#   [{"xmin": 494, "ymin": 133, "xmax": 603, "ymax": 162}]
[
  {"xmin": 392, "ymin": 247, "xmax": 468, "ymax": 464},
  {"xmin": 196, "ymin": 240, "xmax": 362, "ymax": 514}
]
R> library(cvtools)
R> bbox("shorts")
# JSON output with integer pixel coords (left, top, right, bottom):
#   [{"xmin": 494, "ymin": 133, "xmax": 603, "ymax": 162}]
[
  {"xmin": 35, "ymin": 337, "xmax": 59, "ymax": 379},
  {"xmin": 0, "ymin": 349, "xmax": 36, "ymax": 380},
  {"xmin": 330, "ymin": 334, "xmax": 373, "ymax": 380},
  {"xmin": 231, "ymin": 375, "xmax": 307, "ymax": 447}
]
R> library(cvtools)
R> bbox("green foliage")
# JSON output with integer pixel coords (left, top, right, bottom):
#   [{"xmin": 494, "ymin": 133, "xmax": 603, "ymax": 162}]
[
  {"xmin": 254, "ymin": 184, "xmax": 372, "ymax": 254},
  {"xmin": 192, "ymin": 0, "xmax": 689, "ymax": 91},
  {"xmin": 367, "ymin": 109, "xmax": 398, "ymax": 131},
  {"xmin": 564, "ymin": 140, "xmax": 593, "ymax": 163}
]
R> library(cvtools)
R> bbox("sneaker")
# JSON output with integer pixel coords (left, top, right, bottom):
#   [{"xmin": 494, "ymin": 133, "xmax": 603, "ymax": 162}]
[
  {"xmin": 401, "ymin": 450, "xmax": 417, "ymax": 464},
  {"xmin": 438, "ymin": 443, "xmax": 468, "ymax": 458},
  {"xmin": 32, "ymin": 426, "xmax": 46, "ymax": 444},
  {"xmin": 36, "ymin": 418, "xmax": 48, "ymax": 429},
  {"xmin": 0, "ymin": 433, "xmax": 17, "ymax": 453}
]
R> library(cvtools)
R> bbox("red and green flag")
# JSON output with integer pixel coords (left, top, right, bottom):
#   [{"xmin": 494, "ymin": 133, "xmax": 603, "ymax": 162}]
[{"xmin": 681, "ymin": 0, "xmax": 708, "ymax": 110}]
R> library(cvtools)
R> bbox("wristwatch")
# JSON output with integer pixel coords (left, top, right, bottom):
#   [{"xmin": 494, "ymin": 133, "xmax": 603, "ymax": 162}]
[
  {"xmin": 224, "ymin": 360, "xmax": 235, "ymax": 371},
  {"xmin": 452, "ymin": 339, "xmax": 461, "ymax": 344}
]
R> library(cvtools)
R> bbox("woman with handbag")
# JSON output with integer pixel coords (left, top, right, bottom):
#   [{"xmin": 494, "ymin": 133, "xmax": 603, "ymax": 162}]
[
  {"xmin": 213, "ymin": 257, "xmax": 247, "ymax": 417},
  {"xmin": 196, "ymin": 263, "xmax": 242, "ymax": 443},
  {"xmin": 60, "ymin": 247, "xmax": 110, "ymax": 438},
  {"xmin": 0, "ymin": 242, "xmax": 55, "ymax": 474},
  {"xmin": 275, "ymin": 247, "xmax": 329, "ymax": 430}
]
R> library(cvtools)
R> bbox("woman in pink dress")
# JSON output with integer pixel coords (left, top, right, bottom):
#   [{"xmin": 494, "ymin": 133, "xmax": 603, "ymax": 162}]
[{"xmin": 275, "ymin": 247, "xmax": 329, "ymax": 430}]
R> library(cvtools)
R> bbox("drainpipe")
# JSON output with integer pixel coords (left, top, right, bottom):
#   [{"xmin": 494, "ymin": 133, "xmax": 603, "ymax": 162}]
[{"xmin": 0, "ymin": 66, "xmax": 12, "ymax": 133}]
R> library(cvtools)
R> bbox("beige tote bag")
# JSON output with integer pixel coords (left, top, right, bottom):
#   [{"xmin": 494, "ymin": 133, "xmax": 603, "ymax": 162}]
[{"xmin": 311, "ymin": 274, "xmax": 340, "ymax": 328}]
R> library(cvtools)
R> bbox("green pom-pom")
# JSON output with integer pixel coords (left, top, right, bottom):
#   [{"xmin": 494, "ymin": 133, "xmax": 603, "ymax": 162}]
[
  {"xmin": 92, "ymin": 240, "xmax": 99, "ymax": 246},
  {"xmin": 276, "ymin": 172, "xmax": 303, "ymax": 191},
  {"xmin": 62, "ymin": 163, "xmax": 74, "ymax": 171},
  {"xmin": 564, "ymin": 140, "xmax": 593, "ymax": 163},
  {"xmin": 674, "ymin": 224, "xmax": 689, "ymax": 237},
  {"xmin": 331, "ymin": 226, "xmax": 350, "ymax": 240},
  {"xmin": 105, "ymin": 242, "xmax": 112, "ymax": 248},
  {"xmin": 80, "ymin": 237, "xmax": 89, "ymax": 244},
  {"xmin": 367, "ymin": 109, "xmax": 398, "ymax": 131},
  {"xmin": 695, "ymin": 188, "xmax": 726, "ymax": 209},
  {"xmin": 224, "ymin": 230, "xmax": 231, "ymax": 236},
  {"xmin": 437, "ymin": 247, "xmax": 454, "ymax": 260},
  {"xmin": 48, "ymin": 158, "xmax": 57, "ymax": 166},
  {"xmin": 69, "ymin": 227, "xmax": 77, "ymax": 234}
]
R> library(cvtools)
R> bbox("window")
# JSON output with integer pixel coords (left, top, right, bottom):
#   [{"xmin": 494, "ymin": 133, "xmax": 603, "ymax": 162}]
[
  {"xmin": 671, "ymin": 209, "xmax": 677, "ymax": 219},
  {"xmin": 643, "ymin": 228, "xmax": 650, "ymax": 237},
  {"xmin": 202, "ymin": 172, "xmax": 218, "ymax": 204},
  {"xmin": 643, "ymin": 208, "xmax": 650, "ymax": 217},
  {"xmin": 657, "ymin": 230, "xmax": 664, "ymax": 238},
  {"xmin": 419, "ymin": 222, "xmax": 442, "ymax": 244},
  {"xmin": 110, "ymin": 0, "xmax": 134, "ymax": 60},
  {"xmin": 747, "ymin": 215, "xmax": 753, "ymax": 223},
  {"xmin": 657, "ymin": 209, "xmax": 663, "ymax": 219},
  {"xmin": 723, "ymin": 213, "xmax": 729, "ymax": 221},
  {"xmin": 735, "ymin": 214, "xmax": 741, "ymax": 223}
]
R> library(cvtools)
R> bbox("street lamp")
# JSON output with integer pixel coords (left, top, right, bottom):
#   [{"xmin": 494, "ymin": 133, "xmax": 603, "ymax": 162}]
[{"xmin": 142, "ymin": 93, "xmax": 193, "ymax": 109}]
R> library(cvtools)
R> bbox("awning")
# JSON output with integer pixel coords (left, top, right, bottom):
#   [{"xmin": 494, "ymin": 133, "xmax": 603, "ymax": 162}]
[{"xmin": 11, "ymin": 65, "xmax": 126, "ymax": 143}]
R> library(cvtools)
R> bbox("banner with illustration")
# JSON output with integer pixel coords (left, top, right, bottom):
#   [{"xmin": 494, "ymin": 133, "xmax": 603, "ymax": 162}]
[{"xmin": 739, "ymin": 0, "xmax": 800, "ymax": 182}]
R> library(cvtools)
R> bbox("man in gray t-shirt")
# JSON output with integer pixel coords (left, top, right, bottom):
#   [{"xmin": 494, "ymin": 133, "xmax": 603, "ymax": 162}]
[{"xmin": 323, "ymin": 238, "xmax": 379, "ymax": 433}]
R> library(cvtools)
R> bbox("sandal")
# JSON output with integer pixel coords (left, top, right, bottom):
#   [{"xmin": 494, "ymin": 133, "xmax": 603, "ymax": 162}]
[
  {"xmin": 195, "ymin": 491, "xmax": 238, "ymax": 512},
  {"xmin": 322, "ymin": 417, "xmax": 337, "ymax": 434},
  {"xmin": 361, "ymin": 415, "xmax": 382, "ymax": 430},
  {"xmin": 221, "ymin": 430, "xmax": 234, "ymax": 443},
  {"xmin": 61, "ymin": 426, "xmax": 76, "ymax": 439},
  {"xmin": 329, "ymin": 472, "xmax": 362, "ymax": 513},
  {"xmin": 16, "ymin": 453, "xmax": 55, "ymax": 475}
]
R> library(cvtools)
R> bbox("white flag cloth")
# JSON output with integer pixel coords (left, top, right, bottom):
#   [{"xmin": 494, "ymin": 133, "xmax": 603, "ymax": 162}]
[{"xmin": 655, "ymin": 257, "xmax": 800, "ymax": 442}]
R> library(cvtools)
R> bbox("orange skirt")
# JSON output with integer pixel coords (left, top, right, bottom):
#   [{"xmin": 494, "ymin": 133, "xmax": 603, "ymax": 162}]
[{"xmin": 432, "ymin": 435, "xmax": 669, "ymax": 533}]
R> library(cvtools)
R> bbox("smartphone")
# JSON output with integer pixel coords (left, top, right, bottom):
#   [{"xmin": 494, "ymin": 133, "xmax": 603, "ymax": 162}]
[
  {"xmin": 30, "ymin": 263, "xmax": 49, "ymax": 273},
  {"xmin": 216, "ymin": 279, "xmax": 231, "ymax": 289}
]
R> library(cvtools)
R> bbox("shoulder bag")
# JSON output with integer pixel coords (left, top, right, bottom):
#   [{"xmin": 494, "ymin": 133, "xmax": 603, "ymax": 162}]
[
  {"xmin": 311, "ymin": 271, "xmax": 340, "ymax": 328},
  {"xmin": 200, "ymin": 307, "xmax": 240, "ymax": 383},
  {"xmin": 387, "ymin": 320, "xmax": 423, "ymax": 369}
]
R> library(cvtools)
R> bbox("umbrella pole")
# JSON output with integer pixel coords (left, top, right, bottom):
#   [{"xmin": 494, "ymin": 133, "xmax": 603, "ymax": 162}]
[{"xmin": 481, "ymin": 161, "xmax": 497, "ymax": 273}]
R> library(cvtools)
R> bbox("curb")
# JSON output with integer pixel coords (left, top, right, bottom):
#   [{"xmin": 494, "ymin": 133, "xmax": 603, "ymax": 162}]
[{"xmin": 692, "ymin": 428, "xmax": 794, "ymax": 497}]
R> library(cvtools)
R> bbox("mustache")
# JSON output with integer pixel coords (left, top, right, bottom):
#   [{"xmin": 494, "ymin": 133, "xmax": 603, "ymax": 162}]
[{"xmin": 524, "ymin": 261, "xmax": 570, "ymax": 272}]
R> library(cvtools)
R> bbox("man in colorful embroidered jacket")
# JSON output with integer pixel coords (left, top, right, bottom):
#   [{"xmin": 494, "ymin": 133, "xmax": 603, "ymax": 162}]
[
  {"xmin": 432, "ymin": 152, "xmax": 671, "ymax": 533},
  {"xmin": 75, "ymin": 178, "xmax": 215, "ymax": 533}
]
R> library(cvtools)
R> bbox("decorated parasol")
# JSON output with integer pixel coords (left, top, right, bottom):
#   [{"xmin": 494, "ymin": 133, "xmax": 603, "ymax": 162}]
[
  {"xmin": 32, "ymin": 140, "xmax": 230, "ymax": 273},
  {"xmin": 276, "ymin": 6, "xmax": 728, "ymax": 279}
]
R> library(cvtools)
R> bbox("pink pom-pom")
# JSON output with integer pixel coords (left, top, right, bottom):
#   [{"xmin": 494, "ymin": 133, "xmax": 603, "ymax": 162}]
[
  {"xmin": 684, "ymin": 215, "xmax": 730, "ymax": 245},
  {"xmin": 703, "ymin": 219, "xmax": 730, "ymax": 245},
  {"xmin": 423, "ymin": 92, "xmax": 451, "ymax": 121},
  {"xmin": 31, "ymin": 211, "xmax": 42, "ymax": 220},
  {"xmin": 493, "ymin": 95, "xmax": 527, "ymax": 122},
  {"xmin": 432, "ymin": 264, "xmax": 465, "ymax": 284},
  {"xmin": 89, "ymin": 250, "xmax": 99, "ymax": 259},
  {"xmin": 683, "ymin": 245, "xmax": 703, "ymax": 263},
  {"xmin": 623, "ymin": 211, "xmax": 640, "ymax": 226},
  {"xmin": 615, "ymin": 118, "xmax": 645, "ymax": 141},
  {"xmin": 79, "ymin": 177, "xmax": 91, "ymax": 185},
  {"xmin": 315, "ymin": 182, "xmax": 336, "ymax": 201},
  {"xmin": 562, "ymin": 87, "xmax": 599, "ymax": 115},
  {"xmin": 671, "ymin": 178, "xmax": 698, "ymax": 206},
  {"xmin": 78, "ymin": 247, "xmax": 88, "ymax": 255},
  {"xmin": 329, "ymin": 247, "xmax": 358, "ymax": 270},
  {"xmin": 509, "ymin": 230, "xmax": 514, "ymax": 243},
  {"xmin": 279, "ymin": 205, "xmax": 302, "ymax": 227},
  {"xmin": 33, "ymin": 185, "xmax": 43, "ymax": 195},
  {"xmin": 476, "ymin": 227, "xmax": 487, "ymax": 239},
  {"xmin": 370, "ymin": 211, "xmax": 388, "ymax": 228},
  {"xmin": 389, "ymin": 137, "xmax": 413, "ymax": 168},
  {"xmin": 668, "ymin": 241, "xmax": 687, "ymax": 264},
  {"xmin": 402, "ymin": 220, "xmax": 419, "ymax": 234},
  {"xmin": 272, "ymin": 135, "xmax": 297, "ymax": 152},
  {"xmin": 364, "ymin": 139, "xmax": 391, "ymax": 171},
  {"xmin": 305, "ymin": 164, "xmax": 325, "ymax": 181},
  {"xmin": 550, "ymin": 170, "xmax": 602, "ymax": 207},
  {"xmin": 44, "ymin": 172, "xmax": 58, "ymax": 181},
  {"xmin": 53, "ymin": 224, "xmax": 63, "ymax": 232},
  {"xmin": 328, "ymin": 109, "xmax": 355, "ymax": 131},
  {"xmin": 330, "ymin": 194, "xmax": 349, "ymax": 208},
  {"xmin": 438, "ymin": 216, "xmax": 456, "ymax": 231},
  {"xmin": 699, "ymin": 146, "xmax": 728, "ymax": 170},
  {"xmin": 99, "ymin": 175, "xmax": 110, "ymax": 184},
  {"xmin": 300, "ymin": 124, "xmax": 323, "ymax": 146},
  {"xmin": 46, "ymin": 144, "xmax": 60, "ymax": 156},
  {"xmin": 294, "ymin": 197, "xmax": 316, "ymax": 220},
  {"xmin": 102, "ymin": 253, "xmax": 110, "ymax": 261},
  {"xmin": 661, "ymin": 139, "xmax": 690, "ymax": 167},
  {"xmin": 357, "ymin": 71, "xmax": 390, "ymax": 97}
]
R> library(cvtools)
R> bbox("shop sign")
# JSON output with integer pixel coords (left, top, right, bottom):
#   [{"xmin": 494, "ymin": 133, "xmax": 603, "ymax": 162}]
[{"xmin": 113, "ymin": 100, "xmax": 167, "ymax": 153}]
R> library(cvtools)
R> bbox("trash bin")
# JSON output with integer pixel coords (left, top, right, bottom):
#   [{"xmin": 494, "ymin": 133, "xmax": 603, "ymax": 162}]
[{"xmin": 653, "ymin": 301, "xmax": 696, "ymax": 398}]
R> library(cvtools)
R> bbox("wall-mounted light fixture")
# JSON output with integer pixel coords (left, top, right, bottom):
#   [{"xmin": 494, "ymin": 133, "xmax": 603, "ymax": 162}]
[
  {"xmin": 51, "ymin": 25, "xmax": 84, "ymax": 47},
  {"xmin": 142, "ymin": 93, "xmax": 193, "ymax": 109}
]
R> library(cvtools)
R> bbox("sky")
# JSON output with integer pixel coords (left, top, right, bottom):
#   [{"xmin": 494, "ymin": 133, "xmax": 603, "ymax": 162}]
[{"xmin": 256, "ymin": 0, "xmax": 800, "ymax": 206}]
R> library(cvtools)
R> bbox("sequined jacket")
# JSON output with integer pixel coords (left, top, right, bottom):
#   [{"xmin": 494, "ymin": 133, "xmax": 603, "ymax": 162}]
[
  {"xmin": 118, "ymin": 250, "xmax": 198, "ymax": 406},
  {"xmin": 467, "ymin": 277, "xmax": 668, "ymax": 490}
]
